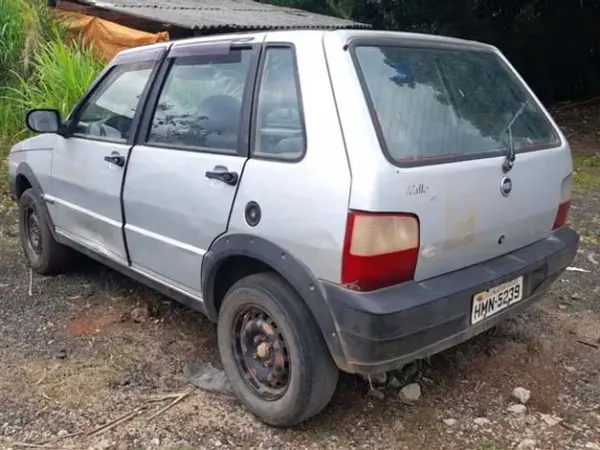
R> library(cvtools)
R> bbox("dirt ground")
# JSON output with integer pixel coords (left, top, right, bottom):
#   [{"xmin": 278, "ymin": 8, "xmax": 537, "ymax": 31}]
[{"xmin": 1, "ymin": 105, "xmax": 600, "ymax": 450}]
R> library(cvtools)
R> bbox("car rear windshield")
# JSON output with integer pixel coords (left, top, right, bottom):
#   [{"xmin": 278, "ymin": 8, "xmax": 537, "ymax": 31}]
[{"xmin": 352, "ymin": 45, "xmax": 560, "ymax": 164}]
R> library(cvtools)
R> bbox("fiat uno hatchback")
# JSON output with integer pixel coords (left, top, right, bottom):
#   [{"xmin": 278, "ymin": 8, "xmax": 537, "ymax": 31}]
[{"xmin": 8, "ymin": 30, "xmax": 579, "ymax": 426}]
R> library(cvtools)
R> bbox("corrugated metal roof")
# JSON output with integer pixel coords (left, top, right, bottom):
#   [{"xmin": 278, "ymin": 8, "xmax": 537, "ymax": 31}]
[{"xmin": 78, "ymin": 0, "xmax": 370, "ymax": 31}]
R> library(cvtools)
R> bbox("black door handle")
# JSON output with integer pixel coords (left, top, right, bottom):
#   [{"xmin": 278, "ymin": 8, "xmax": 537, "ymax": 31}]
[
  {"xmin": 205, "ymin": 170, "xmax": 239, "ymax": 186},
  {"xmin": 104, "ymin": 155, "xmax": 125, "ymax": 167}
]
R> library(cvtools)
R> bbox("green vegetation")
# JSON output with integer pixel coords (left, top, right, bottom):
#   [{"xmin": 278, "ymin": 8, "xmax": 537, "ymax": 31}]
[
  {"xmin": 2, "ymin": 32, "xmax": 103, "ymax": 136},
  {"xmin": 573, "ymin": 155, "xmax": 600, "ymax": 190},
  {"xmin": 0, "ymin": 0, "xmax": 24, "ymax": 82},
  {"xmin": 0, "ymin": 0, "xmax": 103, "ymax": 194},
  {"xmin": 473, "ymin": 441, "xmax": 505, "ymax": 450},
  {"xmin": 263, "ymin": 0, "xmax": 600, "ymax": 103}
]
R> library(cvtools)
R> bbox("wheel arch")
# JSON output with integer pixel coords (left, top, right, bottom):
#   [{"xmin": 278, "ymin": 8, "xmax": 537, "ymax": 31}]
[
  {"xmin": 15, "ymin": 173, "xmax": 33, "ymax": 199},
  {"xmin": 12, "ymin": 163, "xmax": 39, "ymax": 199},
  {"xmin": 13, "ymin": 163, "xmax": 58, "ymax": 239},
  {"xmin": 201, "ymin": 233, "xmax": 348, "ymax": 371}
]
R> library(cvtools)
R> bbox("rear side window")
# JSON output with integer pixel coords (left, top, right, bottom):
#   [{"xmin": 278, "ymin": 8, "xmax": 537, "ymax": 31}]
[
  {"xmin": 253, "ymin": 46, "xmax": 305, "ymax": 161},
  {"xmin": 147, "ymin": 50, "xmax": 252, "ymax": 153},
  {"xmin": 352, "ymin": 45, "xmax": 560, "ymax": 165}
]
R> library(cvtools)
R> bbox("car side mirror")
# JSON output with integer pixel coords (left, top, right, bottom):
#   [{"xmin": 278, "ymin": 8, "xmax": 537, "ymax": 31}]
[{"xmin": 25, "ymin": 109, "xmax": 62, "ymax": 134}]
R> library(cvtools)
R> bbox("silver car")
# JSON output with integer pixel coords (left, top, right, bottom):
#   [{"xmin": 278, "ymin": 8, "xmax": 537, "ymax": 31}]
[{"xmin": 8, "ymin": 30, "xmax": 579, "ymax": 426}]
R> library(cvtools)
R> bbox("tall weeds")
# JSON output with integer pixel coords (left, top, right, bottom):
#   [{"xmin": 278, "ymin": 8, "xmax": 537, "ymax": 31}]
[
  {"xmin": 7, "ymin": 29, "xmax": 104, "ymax": 121},
  {"xmin": 0, "ymin": 0, "xmax": 24, "ymax": 83},
  {"xmin": 0, "ymin": 0, "xmax": 103, "ymax": 146}
]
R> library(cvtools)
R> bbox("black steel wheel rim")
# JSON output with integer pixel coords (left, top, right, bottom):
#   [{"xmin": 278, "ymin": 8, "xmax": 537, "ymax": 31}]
[
  {"xmin": 232, "ymin": 305, "xmax": 290, "ymax": 401},
  {"xmin": 24, "ymin": 205, "xmax": 43, "ymax": 257}
]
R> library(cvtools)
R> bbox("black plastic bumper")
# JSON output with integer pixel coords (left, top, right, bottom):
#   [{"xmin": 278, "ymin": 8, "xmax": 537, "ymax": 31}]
[{"xmin": 321, "ymin": 227, "xmax": 579, "ymax": 374}]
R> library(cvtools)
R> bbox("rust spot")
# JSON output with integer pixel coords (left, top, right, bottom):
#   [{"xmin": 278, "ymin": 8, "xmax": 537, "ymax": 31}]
[
  {"xmin": 262, "ymin": 322, "xmax": 275, "ymax": 335},
  {"xmin": 273, "ymin": 352, "xmax": 285, "ymax": 367},
  {"xmin": 67, "ymin": 311, "xmax": 121, "ymax": 337},
  {"xmin": 256, "ymin": 342, "xmax": 270, "ymax": 359}
]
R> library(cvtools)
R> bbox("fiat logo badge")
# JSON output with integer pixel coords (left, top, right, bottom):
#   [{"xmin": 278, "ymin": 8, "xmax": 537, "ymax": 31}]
[{"xmin": 500, "ymin": 177, "xmax": 512, "ymax": 197}]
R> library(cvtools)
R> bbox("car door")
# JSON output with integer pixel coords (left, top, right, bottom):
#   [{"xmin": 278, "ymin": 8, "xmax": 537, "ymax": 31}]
[
  {"xmin": 50, "ymin": 51, "xmax": 162, "ymax": 264},
  {"xmin": 122, "ymin": 39, "xmax": 260, "ymax": 298}
]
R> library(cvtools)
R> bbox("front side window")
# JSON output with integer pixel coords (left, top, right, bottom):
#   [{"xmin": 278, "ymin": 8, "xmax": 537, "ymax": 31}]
[
  {"xmin": 253, "ymin": 47, "xmax": 305, "ymax": 161},
  {"xmin": 74, "ymin": 62, "xmax": 154, "ymax": 142},
  {"xmin": 147, "ymin": 50, "xmax": 252, "ymax": 153},
  {"xmin": 353, "ymin": 45, "xmax": 559, "ymax": 164}
]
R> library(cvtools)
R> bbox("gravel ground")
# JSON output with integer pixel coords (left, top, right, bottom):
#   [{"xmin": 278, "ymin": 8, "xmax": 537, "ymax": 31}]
[{"xmin": 1, "ymin": 125, "xmax": 599, "ymax": 450}]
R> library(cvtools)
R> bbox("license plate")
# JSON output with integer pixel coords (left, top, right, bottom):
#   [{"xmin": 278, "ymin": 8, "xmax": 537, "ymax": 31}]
[{"xmin": 471, "ymin": 276, "xmax": 524, "ymax": 325}]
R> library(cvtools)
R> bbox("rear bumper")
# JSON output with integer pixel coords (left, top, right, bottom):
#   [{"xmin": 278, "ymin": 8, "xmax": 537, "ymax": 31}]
[{"xmin": 321, "ymin": 227, "xmax": 579, "ymax": 374}]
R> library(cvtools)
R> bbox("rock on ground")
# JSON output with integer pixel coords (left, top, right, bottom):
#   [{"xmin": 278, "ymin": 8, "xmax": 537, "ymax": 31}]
[
  {"xmin": 512, "ymin": 387, "xmax": 531, "ymax": 404},
  {"xmin": 507, "ymin": 404, "xmax": 527, "ymax": 415},
  {"xmin": 399, "ymin": 383, "xmax": 421, "ymax": 402},
  {"xmin": 540, "ymin": 414, "xmax": 563, "ymax": 427},
  {"xmin": 516, "ymin": 439, "xmax": 537, "ymax": 450},
  {"xmin": 473, "ymin": 417, "xmax": 491, "ymax": 426}
]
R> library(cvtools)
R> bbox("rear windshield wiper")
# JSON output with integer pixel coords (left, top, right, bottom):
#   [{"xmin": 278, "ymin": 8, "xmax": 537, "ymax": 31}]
[{"xmin": 500, "ymin": 101, "xmax": 528, "ymax": 173}]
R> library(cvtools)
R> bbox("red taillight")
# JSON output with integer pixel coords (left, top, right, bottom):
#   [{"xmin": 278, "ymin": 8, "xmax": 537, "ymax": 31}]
[
  {"xmin": 553, "ymin": 174, "xmax": 572, "ymax": 229},
  {"xmin": 553, "ymin": 200, "xmax": 571, "ymax": 229},
  {"xmin": 341, "ymin": 211, "xmax": 420, "ymax": 291}
]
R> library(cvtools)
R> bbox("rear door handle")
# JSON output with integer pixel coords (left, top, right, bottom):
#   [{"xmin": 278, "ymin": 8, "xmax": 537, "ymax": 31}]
[
  {"xmin": 104, "ymin": 154, "xmax": 125, "ymax": 167},
  {"xmin": 205, "ymin": 168, "xmax": 239, "ymax": 186}
]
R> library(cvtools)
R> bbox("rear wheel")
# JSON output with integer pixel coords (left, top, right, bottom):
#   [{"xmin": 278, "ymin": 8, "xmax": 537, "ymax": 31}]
[
  {"xmin": 217, "ymin": 273, "xmax": 339, "ymax": 426},
  {"xmin": 18, "ymin": 188, "xmax": 74, "ymax": 275}
]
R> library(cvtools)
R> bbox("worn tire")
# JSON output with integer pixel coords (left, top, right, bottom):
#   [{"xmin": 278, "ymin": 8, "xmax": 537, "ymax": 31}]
[
  {"xmin": 217, "ymin": 272, "xmax": 339, "ymax": 427},
  {"xmin": 18, "ymin": 188, "xmax": 74, "ymax": 275}
]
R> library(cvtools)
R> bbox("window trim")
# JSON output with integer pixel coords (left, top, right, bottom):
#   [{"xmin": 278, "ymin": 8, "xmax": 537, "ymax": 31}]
[
  {"xmin": 137, "ymin": 43, "xmax": 261, "ymax": 157},
  {"xmin": 347, "ymin": 37, "xmax": 561, "ymax": 168},
  {"xmin": 249, "ymin": 43, "xmax": 307, "ymax": 164},
  {"xmin": 66, "ymin": 60, "xmax": 161, "ymax": 145}
]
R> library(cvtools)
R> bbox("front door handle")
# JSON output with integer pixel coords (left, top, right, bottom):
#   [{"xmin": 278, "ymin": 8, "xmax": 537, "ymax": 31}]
[
  {"xmin": 205, "ymin": 168, "xmax": 239, "ymax": 186},
  {"xmin": 104, "ymin": 154, "xmax": 125, "ymax": 167}
]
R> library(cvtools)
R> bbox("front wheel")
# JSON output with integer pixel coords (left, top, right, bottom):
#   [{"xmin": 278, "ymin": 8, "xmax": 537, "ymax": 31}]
[
  {"xmin": 18, "ymin": 188, "xmax": 75, "ymax": 275},
  {"xmin": 217, "ymin": 273, "xmax": 339, "ymax": 427}
]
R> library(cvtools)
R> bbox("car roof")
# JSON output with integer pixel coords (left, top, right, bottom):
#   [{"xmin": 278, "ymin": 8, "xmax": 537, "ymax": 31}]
[{"xmin": 114, "ymin": 28, "xmax": 494, "ymax": 63}]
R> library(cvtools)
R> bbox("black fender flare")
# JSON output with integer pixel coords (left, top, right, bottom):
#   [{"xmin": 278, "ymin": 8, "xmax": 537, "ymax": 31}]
[
  {"xmin": 201, "ymin": 233, "xmax": 349, "ymax": 371},
  {"xmin": 13, "ymin": 162, "xmax": 59, "ymax": 239},
  {"xmin": 14, "ymin": 162, "xmax": 42, "ymax": 197}
]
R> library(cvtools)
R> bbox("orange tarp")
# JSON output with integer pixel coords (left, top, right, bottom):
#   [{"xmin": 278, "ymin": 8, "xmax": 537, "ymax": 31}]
[{"xmin": 57, "ymin": 12, "xmax": 169, "ymax": 62}]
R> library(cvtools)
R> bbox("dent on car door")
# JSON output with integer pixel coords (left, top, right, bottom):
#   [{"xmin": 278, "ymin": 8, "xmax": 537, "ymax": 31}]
[
  {"xmin": 49, "ymin": 60, "xmax": 156, "ymax": 263},
  {"xmin": 122, "ymin": 43, "xmax": 257, "ymax": 298}
]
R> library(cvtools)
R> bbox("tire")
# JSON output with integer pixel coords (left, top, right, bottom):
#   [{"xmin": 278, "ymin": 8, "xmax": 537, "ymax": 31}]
[
  {"xmin": 218, "ymin": 272, "xmax": 339, "ymax": 427},
  {"xmin": 18, "ymin": 188, "xmax": 74, "ymax": 275}
]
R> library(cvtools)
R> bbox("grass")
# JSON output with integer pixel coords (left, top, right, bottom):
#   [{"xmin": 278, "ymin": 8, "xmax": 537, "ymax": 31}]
[
  {"xmin": 3, "ymin": 29, "xmax": 104, "ymax": 133},
  {"xmin": 573, "ymin": 154, "xmax": 600, "ymax": 169},
  {"xmin": 474, "ymin": 442, "xmax": 505, "ymax": 450},
  {"xmin": 0, "ymin": 0, "xmax": 24, "ymax": 83},
  {"xmin": 573, "ymin": 154, "xmax": 600, "ymax": 190},
  {"xmin": 0, "ymin": 0, "xmax": 104, "ymax": 194},
  {"xmin": 0, "ymin": 0, "xmax": 57, "ymax": 138}
]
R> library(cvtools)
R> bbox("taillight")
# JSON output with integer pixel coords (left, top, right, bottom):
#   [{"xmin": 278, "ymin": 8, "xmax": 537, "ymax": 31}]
[
  {"xmin": 553, "ymin": 174, "xmax": 572, "ymax": 229},
  {"xmin": 341, "ymin": 211, "xmax": 420, "ymax": 291}
]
